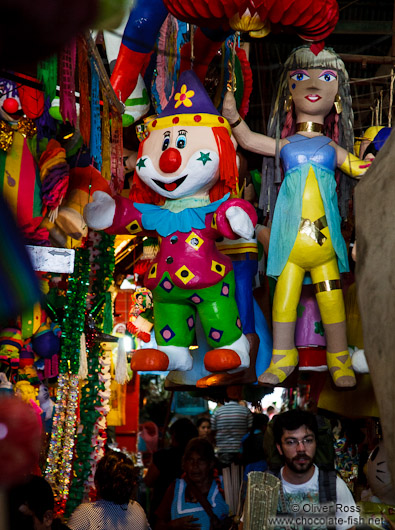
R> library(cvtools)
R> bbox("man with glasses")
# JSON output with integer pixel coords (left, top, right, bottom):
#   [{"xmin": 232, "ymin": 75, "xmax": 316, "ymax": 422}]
[{"xmin": 272, "ymin": 409, "xmax": 357, "ymax": 530}]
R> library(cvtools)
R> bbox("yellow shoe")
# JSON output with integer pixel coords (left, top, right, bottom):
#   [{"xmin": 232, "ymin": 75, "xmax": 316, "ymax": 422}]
[
  {"xmin": 258, "ymin": 348, "xmax": 298, "ymax": 386},
  {"xmin": 326, "ymin": 350, "xmax": 356, "ymax": 387}
]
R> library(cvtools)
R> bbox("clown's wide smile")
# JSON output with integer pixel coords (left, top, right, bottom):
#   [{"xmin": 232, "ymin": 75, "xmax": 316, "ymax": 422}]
[{"xmin": 153, "ymin": 175, "xmax": 187, "ymax": 192}]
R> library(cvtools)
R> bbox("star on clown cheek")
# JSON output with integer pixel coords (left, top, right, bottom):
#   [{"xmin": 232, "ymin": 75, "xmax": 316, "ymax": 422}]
[
  {"xmin": 137, "ymin": 157, "xmax": 147, "ymax": 169},
  {"xmin": 197, "ymin": 152, "xmax": 212, "ymax": 166}
]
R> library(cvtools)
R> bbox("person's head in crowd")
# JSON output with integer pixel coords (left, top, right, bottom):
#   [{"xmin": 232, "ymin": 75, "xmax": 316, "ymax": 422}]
[
  {"xmin": 273, "ymin": 409, "xmax": 318, "ymax": 475},
  {"xmin": 169, "ymin": 417, "xmax": 198, "ymax": 451},
  {"xmin": 94, "ymin": 450, "xmax": 139, "ymax": 505},
  {"xmin": 8, "ymin": 474, "xmax": 59, "ymax": 530},
  {"xmin": 182, "ymin": 437, "xmax": 216, "ymax": 487},
  {"xmin": 251, "ymin": 412, "xmax": 269, "ymax": 433},
  {"xmin": 196, "ymin": 417, "xmax": 212, "ymax": 439}
]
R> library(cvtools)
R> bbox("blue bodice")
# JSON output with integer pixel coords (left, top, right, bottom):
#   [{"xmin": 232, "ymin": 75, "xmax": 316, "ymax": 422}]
[
  {"xmin": 280, "ymin": 134, "xmax": 337, "ymax": 173},
  {"xmin": 267, "ymin": 134, "xmax": 349, "ymax": 279}
]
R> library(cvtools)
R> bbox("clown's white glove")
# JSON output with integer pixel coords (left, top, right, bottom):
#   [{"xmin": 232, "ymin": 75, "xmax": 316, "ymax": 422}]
[
  {"xmin": 83, "ymin": 191, "xmax": 116, "ymax": 230},
  {"xmin": 225, "ymin": 206, "xmax": 254, "ymax": 239}
]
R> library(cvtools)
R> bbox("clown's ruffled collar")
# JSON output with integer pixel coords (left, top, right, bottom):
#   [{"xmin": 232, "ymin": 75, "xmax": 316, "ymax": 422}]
[{"xmin": 134, "ymin": 193, "xmax": 230, "ymax": 237}]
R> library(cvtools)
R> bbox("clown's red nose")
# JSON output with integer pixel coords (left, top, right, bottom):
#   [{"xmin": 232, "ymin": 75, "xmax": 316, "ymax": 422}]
[
  {"xmin": 2, "ymin": 98, "xmax": 19, "ymax": 114},
  {"xmin": 159, "ymin": 148, "xmax": 181, "ymax": 173}
]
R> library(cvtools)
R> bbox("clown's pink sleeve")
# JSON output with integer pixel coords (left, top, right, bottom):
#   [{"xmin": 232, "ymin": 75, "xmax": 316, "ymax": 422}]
[
  {"xmin": 105, "ymin": 195, "xmax": 147, "ymax": 237},
  {"xmin": 215, "ymin": 198, "xmax": 258, "ymax": 239}
]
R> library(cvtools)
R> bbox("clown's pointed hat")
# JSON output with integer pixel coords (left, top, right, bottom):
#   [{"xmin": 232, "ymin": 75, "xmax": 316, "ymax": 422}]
[{"xmin": 147, "ymin": 70, "xmax": 231, "ymax": 135}]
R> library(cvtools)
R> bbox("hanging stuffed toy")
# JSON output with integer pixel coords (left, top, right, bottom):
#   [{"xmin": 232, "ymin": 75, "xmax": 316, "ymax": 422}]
[
  {"xmin": 85, "ymin": 69, "xmax": 257, "ymax": 377},
  {"xmin": 223, "ymin": 45, "xmax": 372, "ymax": 388}
]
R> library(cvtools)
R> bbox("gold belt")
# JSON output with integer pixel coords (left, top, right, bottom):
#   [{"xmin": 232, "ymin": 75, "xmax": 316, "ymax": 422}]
[{"xmin": 299, "ymin": 215, "xmax": 327, "ymax": 246}]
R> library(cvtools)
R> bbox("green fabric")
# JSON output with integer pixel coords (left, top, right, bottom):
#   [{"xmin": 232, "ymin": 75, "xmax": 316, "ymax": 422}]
[
  {"xmin": 103, "ymin": 292, "xmax": 113, "ymax": 334},
  {"xmin": 38, "ymin": 55, "xmax": 58, "ymax": 101},
  {"xmin": 0, "ymin": 150, "xmax": 6, "ymax": 191}
]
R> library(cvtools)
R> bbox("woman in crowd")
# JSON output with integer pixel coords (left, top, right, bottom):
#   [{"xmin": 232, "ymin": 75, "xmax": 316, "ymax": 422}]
[
  {"xmin": 155, "ymin": 437, "xmax": 230, "ymax": 530},
  {"xmin": 68, "ymin": 450, "xmax": 149, "ymax": 530},
  {"xmin": 196, "ymin": 417, "xmax": 212, "ymax": 441}
]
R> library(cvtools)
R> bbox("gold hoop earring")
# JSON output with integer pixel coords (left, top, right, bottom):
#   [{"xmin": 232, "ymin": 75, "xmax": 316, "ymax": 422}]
[
  {"xmin": 334, "ymin": 94, "xmax": 343, "ymax": 114},
  {"xmin": 284, "ymin": 95, "xmax": 293, "ymax": 112}
]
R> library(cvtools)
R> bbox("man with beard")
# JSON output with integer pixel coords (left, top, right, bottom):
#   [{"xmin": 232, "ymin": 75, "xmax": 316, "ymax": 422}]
[{"xmin": 272, "ymin": 409, "xmax": 357, "ymax": 530}]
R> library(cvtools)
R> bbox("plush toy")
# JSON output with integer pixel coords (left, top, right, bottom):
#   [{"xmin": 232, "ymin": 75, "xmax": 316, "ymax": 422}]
[
  {"xmin": 37, "ymin": 383, "xmax": 55, "ymax": 433},
  {"xmin": 85, "ymin": 70, "xmax": 257, "ymax": 377},
  {"xmin": 47, "ymin": 165, "xmax": 112, "ymax": 246},
  {"xmin": 223, "ymin": 45, "xmax": 371, "ymax": 388}
]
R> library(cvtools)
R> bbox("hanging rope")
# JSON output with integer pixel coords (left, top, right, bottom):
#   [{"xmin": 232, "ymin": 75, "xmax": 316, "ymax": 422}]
[
  {"xmin": 190, "ymin": 24, "xmax": 195, "ymax": 69},
  {"xmin": 388, "ymin": 68, "xmax": 395, "ymax": 127}
]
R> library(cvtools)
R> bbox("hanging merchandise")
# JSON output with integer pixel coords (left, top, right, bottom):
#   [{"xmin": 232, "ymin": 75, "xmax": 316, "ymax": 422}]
[
  {"xmin": 127, "ymin": 287, "xmax": 154, "ymax": 343},
  {"xmin": 45, "ymin": 246, "xmax": 90, "ymax": 512},
  {"xmin": 64, "ymin": 336, "xmax": 105, "ymax": 517},
  {"xmin": 45, "ymin": 372, "xmax": 80, "ymax": 514},
  {"xmin": 90, "ymin": 57, "xmax": 102, "ymax": 170},
  {"xmin": 110, "ymin": 112, "xmax": 124, "ymax": 194},
  {"xmin": 65, "ymin": 229, "xmax": 115, "ymax": 516},
  {"xmin": 151, "ymin": 15, "xmax": 189, "ymax": 114},
  {"xmin": 59, "ymin": 40, "xmax": 77, "ymax": 127},
  {"xmin": 60, "ymin": 246, "xmax": 90, "ymax": 375},
  {"xmin": 38, "ymin": 55, "xmax": 58, "ymax": 107},
  {"xmin": 0, "ymin": 76, "xmax": 71, "ymax": 246},
  {"xmin": 223, "ymin": 45, "xmax": 373, "ymax": 389},
  {"xmin": 110, "ymin": 0, "xmax": 339, "ymax": 107},
  {"xmin": 77, "ymin": 36, "xmax": 91, "ymax": 147},
  {"xmin": 84, "ymin": 70, "xmax": 257, "ymax": 386},
  {"xmin": 50, "ymin": 165, "xmax": 112, "ymax": 248},
  {"xmin": 100, "ymin": 4, "xmax": 150, "ymax": 127}
]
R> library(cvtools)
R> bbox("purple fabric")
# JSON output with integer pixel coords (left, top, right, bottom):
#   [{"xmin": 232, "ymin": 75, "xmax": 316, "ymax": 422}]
[
  {"xmin": 295, "ymin": 284, "xmax": 326, "ymax": 347},
  {"xmin": 41, "ymin": 163, "xmax": 69, "ymax": 191},
  {"xmin": 44, "ymin": 354, "xmax": 59, "ymax": 378}
]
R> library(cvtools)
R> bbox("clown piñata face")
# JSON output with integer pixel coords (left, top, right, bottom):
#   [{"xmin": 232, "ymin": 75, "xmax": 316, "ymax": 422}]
[
  {"xmin": 136, "ymin": 125, "xmax": 220, "ymax": 199},
  {"xmin": 0, "ymin": 78, "xmax": 22, "ymax": 123}
]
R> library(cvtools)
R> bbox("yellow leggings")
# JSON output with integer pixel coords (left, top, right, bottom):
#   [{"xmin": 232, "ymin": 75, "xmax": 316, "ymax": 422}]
[{"xmin": 273, "ymin": 231, "xmax": 345, "ymax": 325}]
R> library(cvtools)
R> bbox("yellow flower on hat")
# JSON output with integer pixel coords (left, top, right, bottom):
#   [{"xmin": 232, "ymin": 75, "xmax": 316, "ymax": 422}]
[{"xmin": 174, "ymin": 84, "xmax": 195, "ymax": 109}]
